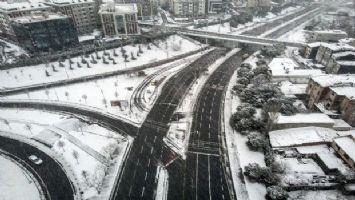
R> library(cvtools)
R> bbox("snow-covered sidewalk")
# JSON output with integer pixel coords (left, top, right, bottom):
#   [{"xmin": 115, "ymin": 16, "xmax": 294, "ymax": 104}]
[
  {"xmin": 0, "ymin": 153, "xmax": 43, "ymax": 200},
  {"xmin": 224, "ymin": 65, "xmax": 267, "ymax": 200}
]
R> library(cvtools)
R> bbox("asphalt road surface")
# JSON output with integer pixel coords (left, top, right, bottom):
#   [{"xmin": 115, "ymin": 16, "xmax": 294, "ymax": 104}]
[
  {"xmin": 0, "ymin": 136, "xmax": 75, "ymax": 200},
  {"xmin": 240, "ymin": 5, "xmax": 318, "ymax": 36},
  {"xmin": 112, "ymin": 48, "xmax": 227, "ymax": 200},
  {"xmin": 167, "ymin": 50, "xmax": 244, "ymax": 200}
]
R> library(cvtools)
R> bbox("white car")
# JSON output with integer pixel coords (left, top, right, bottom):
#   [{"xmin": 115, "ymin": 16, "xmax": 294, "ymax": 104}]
[{"xmin": 28, "ymin": 155, "xmax": 43, "ymax": 165}]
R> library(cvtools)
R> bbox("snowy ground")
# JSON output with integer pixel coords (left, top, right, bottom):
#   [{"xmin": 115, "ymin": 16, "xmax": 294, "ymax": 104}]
[
  {"xmin": 188, "ymin": 6, "xmax": 304, "ymax": 35},
  {"xmin": 0, "ymin": 108, "xmax": 131, "ymax": 199},
  {"xmin": 289, "ymin": 190, "xmax": 354, "ymax": 200},
  {"xmin": 0, "ymin": 35, "xmax": 203, "ymax": 90},
  {"xmin": 224, "ymin": 62, "xmax": 266, "ymax": 200},
  {"xmin": 0, "ymin": 39, "xmax": 27, "ymax": 65},
  {"xmin": 0, "ymin": 154, "xmax": 41, "ymax": 200},
  {"xmin": 1, "ymin": 50, "xmax": 209, "ymax": 125}
]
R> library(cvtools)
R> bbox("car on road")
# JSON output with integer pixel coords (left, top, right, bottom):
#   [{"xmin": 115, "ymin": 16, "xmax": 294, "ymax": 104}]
[{"xmin": 28, "ymin": 155, "xmax": 43, "ymax": 165}]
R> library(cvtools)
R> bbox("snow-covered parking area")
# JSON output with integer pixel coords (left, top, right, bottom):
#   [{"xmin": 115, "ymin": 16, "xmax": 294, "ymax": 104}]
[
  {"xmin": 0, "ymin": 108, "xmax": 132, "ymax": 199},
  {"xmin": 0, "ymin": 154, "xmax": 41, "ymax": 200},
  {"xmin": 1, "ymin": 50, "xmax": 207, "ymax": 125},
  {"xmin": 0, "ymin": 35, "xmax": 203, "ymax": 90}
]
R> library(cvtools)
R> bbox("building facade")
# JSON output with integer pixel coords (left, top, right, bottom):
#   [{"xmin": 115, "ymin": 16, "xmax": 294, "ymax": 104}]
[
  {"xmin": 99, "ymin": 3, "xmax": 139, "ymax": 37},
  {"xmin": 171, "ymin": 0, "xmax": 206, "ymax": 17},
  {"xmin": 332, "ymin": 136, "xmax": 355, "ymax": 170},
  {"xmin": 44, "ymin": 0, "xmax": 97, "ymax": 35},
  {"xmin": 11, "ymin": 12, "xmax": 79, "ymax": 53},
  {"xmin": 0, "ymin": 1, "xmax": 51, "ymax": 39},
  {"xmin": 116, "ymin": 0, "xmax": 157, "ymax": 19},
  {"xmin": 206, "ymin": 0, "xmax": 222, "ymax": 14},
  {"xmin": 325, "ymin": 51, "xmax": 355, "ymax": 74}
]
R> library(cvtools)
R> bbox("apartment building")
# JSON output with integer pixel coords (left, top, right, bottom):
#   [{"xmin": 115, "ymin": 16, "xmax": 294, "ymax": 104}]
[
  {"xmin": 44, "ymin": 0, "xmax": 98, "ymax": 35},
  {"xmin": 11, "ymin": 11, "xmax": 78, "ymax": 52},
  {"xmin": 315, "ymin": 43, "xmax": 355, "ymax": 65},
  {"xmin": 115, "ymin": 0, "xmax": 157, "ymax": 19},
  {"xmin": 306, "ymin": 75, "xmax": 355, "ymax": 126},
  {"xmin": 332, "ymin": 135, "xmax": 355, "ymax": 170},
  {"xmin": 99, "ymin": 3, "xmax": 139, "ymax": 37},
  {"xmin": 171, "ymin": 0, "xmax": 205, "ymax": 17},
  {"xmin": 325, "ymin": 51, "xmax": 355, "ymax": 74},
  {"xmin": 0, "ymin": 1, "xmax": 51, "ymax": 39}
]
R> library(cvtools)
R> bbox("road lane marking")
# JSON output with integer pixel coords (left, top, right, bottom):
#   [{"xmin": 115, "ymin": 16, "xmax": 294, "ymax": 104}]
[{"xmin": 141, "ymin": 186, "xmax": 145, "ymax": 197}]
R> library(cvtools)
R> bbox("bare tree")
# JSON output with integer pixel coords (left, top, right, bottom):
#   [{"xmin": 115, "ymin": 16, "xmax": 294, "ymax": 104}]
[
  {"xmin": 82, "ymin": 94, "xmax": 88, "ymax": 104},
  {"xmin": 57, "ymin": 140, "xmax": 66, "ymax": 152},
  {"xmin": 25, "ymin": 123, "xmax": 33, "ymax": 135},
  {"xmin": 3, "ymin": 119, "xmax": 11, "ymax": 129},
  {"xmin": 72, "ymin": 150, "xmax": 79, "ymax": 164}
]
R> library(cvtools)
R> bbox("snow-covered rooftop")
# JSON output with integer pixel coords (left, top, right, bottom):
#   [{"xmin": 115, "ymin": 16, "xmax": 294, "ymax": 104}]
[
  {"xmin": 269, "ymin": 126, "xmax": 338, "ymax": 148},
  {"xmin": 271, "ymin": 112, "xmax": 335, "ymax": 125},
  {"xmin": 332, "ymin": 51, "xmax": 355, "ymax": 59},
  {"xmin": 330, "ymin": 86, "xmax": 355, "ymax": 99},
  {"xmin": 99, "ymin": 3, "xmax": 137, "ymax": 14},
  {"xmin": 13, "ymin": 12, "xmax": 67, "ymax": 23},
  {"xmin": 311, "ymin": 74, "xmax": 355, "ymax": 87},
  {"xmin": 336, "ymin": 60, "xmax": 355, "ymax": 66},
  {"xmin": 312, "ymin": 30, "xmax": 347, "ymax": 35},
  {"xmin": 307, "ymin": 42, "xmax": 322, "ymax": 48},
  {"xmin": 320, "ymin": 43, "xmax": 355, "ymax": 52},
  {"xmin": 0, "ymin": 2, "xmax": 49, "ymax": 12},
  {"xmin": 269, "ymin": 58, "xmax": 323, "ymax": 77},
  {"xmin": 333, "ymin": 136, "xmax": 355, "ymax": 162},
  {"xmin": 49, "ymin": 0, "xmax": 93, "ymax": 5}
]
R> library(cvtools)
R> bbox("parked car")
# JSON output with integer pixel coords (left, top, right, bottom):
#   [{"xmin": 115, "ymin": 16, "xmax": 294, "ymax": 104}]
[{"xmin": 28, "ymin": 155, "xmax": 43, "ymax": 165}]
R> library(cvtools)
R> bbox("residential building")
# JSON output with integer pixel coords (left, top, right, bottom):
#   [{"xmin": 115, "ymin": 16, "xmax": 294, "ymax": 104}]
[
  {"xmin": 206, "ymin": 0, "xmax": 222, "ymax": 14},
  {"xmin": 11, "ymin": 12, "xmax": 78, "ymax": 52},
  {"xmin": 99, "ymin": 3, "xmax": 139, "ymax": 37},
  {"xmin": 246, "ymin": 0, "xmax": 270, "ymax": 11},
  {"xmin": 267, "ymin": 112, "xmax": 335, "ymax": 131},
  {"xmin": 0, "ymin": 1, "xmax": 51, "ymax": 39},
  {"xmin": 306, "ymin": 75, "xmax": 355, "ymax": 126},
  {"xmin": 306, "ymin": 30, "xmax": 348, "ymax": 43},
  {"xmin": 268, "ymin": 57, "xmax": 323, "ymax": 84},
  {"xmin": 315, "ymin": 43, "xmax": 355, "ymax": 65},
  {"xmin": 44, "ymin": 0, "xmax": 97, "ymax": 35},
  {"xmin": 116, "ymin": 0, "xmax": 157, "ymax": 19},
  {"xmin": 332, "ymin": 135, "xmax": 355, "ymax": 170},
  {"xmin": 171, "ymin": 0, "xmax": 206, "ymax": 17},
  {"xmin": 325, "ymin": 51, "xmax": 355, "ymax": 74},
  {"xmin": 304, "ymin": 42, "xmax": 322, "ymax": 59}
]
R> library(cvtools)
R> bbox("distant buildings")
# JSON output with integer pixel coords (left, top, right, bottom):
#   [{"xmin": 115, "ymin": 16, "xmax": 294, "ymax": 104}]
[
  {"xmin": 306, "ymin": 30, "xmax": 348, "ymax": 43},
  {"xmin": 44, "ymin": 0, "xmax": 98, "ymax": 35},
  {"xmin": 11, "ymin": 12, "xmax": 78, "ymax": 52},
  {"xmin": 115, "ymin": 0, "xmax": 157, "ymax": 19},
  {"xmin": 306, "ymin": 75, "xmax": 355, "ymax": 126},
  {"xmin": 99, "ymin": 2, "xmax": 139, "ymax": 37},
  {"xmin": 171, "ymin": 0, "xmax": 206, "ymax": 17},
  {"xmin": 0, "ymin": 1, "xmax": 51, "ymax": 39},
  {"xmin": 206, "ymin": 0, "xmax": 222, "ymax": 14}
]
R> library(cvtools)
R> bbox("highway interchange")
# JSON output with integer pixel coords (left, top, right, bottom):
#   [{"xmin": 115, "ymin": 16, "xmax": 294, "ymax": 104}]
[{"xmin": 0, "ymin": 4, "xmax": 323, "ymax": 200}]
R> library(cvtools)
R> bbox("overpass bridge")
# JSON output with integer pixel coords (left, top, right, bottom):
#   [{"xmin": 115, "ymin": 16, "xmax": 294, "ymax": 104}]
[{"xmin": 171, "ymin": 28, "xmax": 307, "ymax": 48}]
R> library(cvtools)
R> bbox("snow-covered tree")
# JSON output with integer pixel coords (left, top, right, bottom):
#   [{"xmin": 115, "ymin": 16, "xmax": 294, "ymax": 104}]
[
  {"xmin": 266, "ymin": 186, "xmax": 288, "ymax": 200},
  {"xmin": 72, "ymin": 150, "xmax": 79, "ymax": 164}
]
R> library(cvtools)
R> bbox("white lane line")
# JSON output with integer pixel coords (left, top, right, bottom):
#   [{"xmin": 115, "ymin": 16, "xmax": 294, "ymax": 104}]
[
  {"xmin": 144, "ymin": 171, "xmax": 148, "ymax": 181},
  {"xmin": 196, "ymin": 154, "xmax": 199, "ymax": 200},
  {"xmin": 153, "ymin": 135, "xmax": 157, "ymax": 143},
  {"xmin": 208, "ymin": 156, "xmax": 212, "ymax": 200},
  {"xmin": 140, "ymin": 146, "xmax": 144, "ymax": 154},
  {"xmin": 141, "ymin": 186, "xmax": 145, "ymax": 197},
  {"xmin": 150, "ymin": 147, "xmax": 154, "ymax": 155},
  {"xmin": 148, "ymin": 158, "xmax": 151, "ymax": 167}
]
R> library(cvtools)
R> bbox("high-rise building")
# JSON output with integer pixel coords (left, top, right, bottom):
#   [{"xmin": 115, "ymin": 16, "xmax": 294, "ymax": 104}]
[
  {"xmin": 115, "ymin": 0, "xmax": 157, "ymax": 19},
  {"xmin": 171, "ymin": 0, "xmax": 206, "ymax": 17},
  {"xmin": 99, "ymin": 2, "xmax": 139, "ymax": 37},
  {"xmin": 44, "ymin": 0, "xmax": 98, "ymax": 35},
  {"xmin": 11, "ymin": 12, "xmax": 79, "ymax": 52},
  {"xmin": 0, "ymin": 1, "xmax": 51, "ymax": 39}
]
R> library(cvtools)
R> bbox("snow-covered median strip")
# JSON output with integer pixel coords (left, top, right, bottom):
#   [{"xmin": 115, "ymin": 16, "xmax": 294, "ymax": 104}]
[
  {"xmin": 154, "ymin": 166, "xmax": 169, "ymax": 200},
  {"xmin": 164, "ymin": 48, "xmax": 240, "ymax": 158}
]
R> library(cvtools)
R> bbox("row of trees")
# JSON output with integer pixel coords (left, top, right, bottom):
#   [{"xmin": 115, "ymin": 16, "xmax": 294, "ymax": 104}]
[{"xmin": 230, "ymin": 57, "xmax": 293, "ymax": 199}]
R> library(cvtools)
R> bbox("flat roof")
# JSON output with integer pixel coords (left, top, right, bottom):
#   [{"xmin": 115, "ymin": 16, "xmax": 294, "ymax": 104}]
[
  {"xmin": 334, "ymin": 136, "xmax": 355, "ymax": 162},
  {"xmin": 311, "ymin": 74, "xmax": 355, "ymax": 87},
  {"xmin": 99, "ymin": 3, "xmax": 138, "ymax": 14},
  {"xmin": 269, "ymin": 57, "xmax": 323, "ymax": 77},
  {"xmin": 0, "ymin": 2, "xmax": 49, "ymax": 12},
  {"xmin": 330, "ymin": 86, "xmax": 355, "ymax": 100},
  {"xmin": 271, "ymin": 112, "xmax": 335, "ymax": 124}
]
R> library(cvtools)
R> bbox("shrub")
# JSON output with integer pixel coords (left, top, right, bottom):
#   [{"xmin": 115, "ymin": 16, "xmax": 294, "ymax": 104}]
[
  {"xmin": 247, "ymin": 132, "xmax": 267, "ymax": 151},
  {"xmin": 266, "ymin": 186, "xmax": 288, "ymax": 200},
  {"xmin": 244, "ymin": 163, "xmax": 279, "ymax": 185}
]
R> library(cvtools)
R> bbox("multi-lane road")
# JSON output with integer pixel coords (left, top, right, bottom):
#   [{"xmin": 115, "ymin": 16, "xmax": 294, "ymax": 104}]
[
  {"xmin": 0, "ymin": 136, "xmax": 75, "ymax": 200},
  {"xmin": 112, "ymin": 48, "xmax": 227, "ymax": 200}
]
